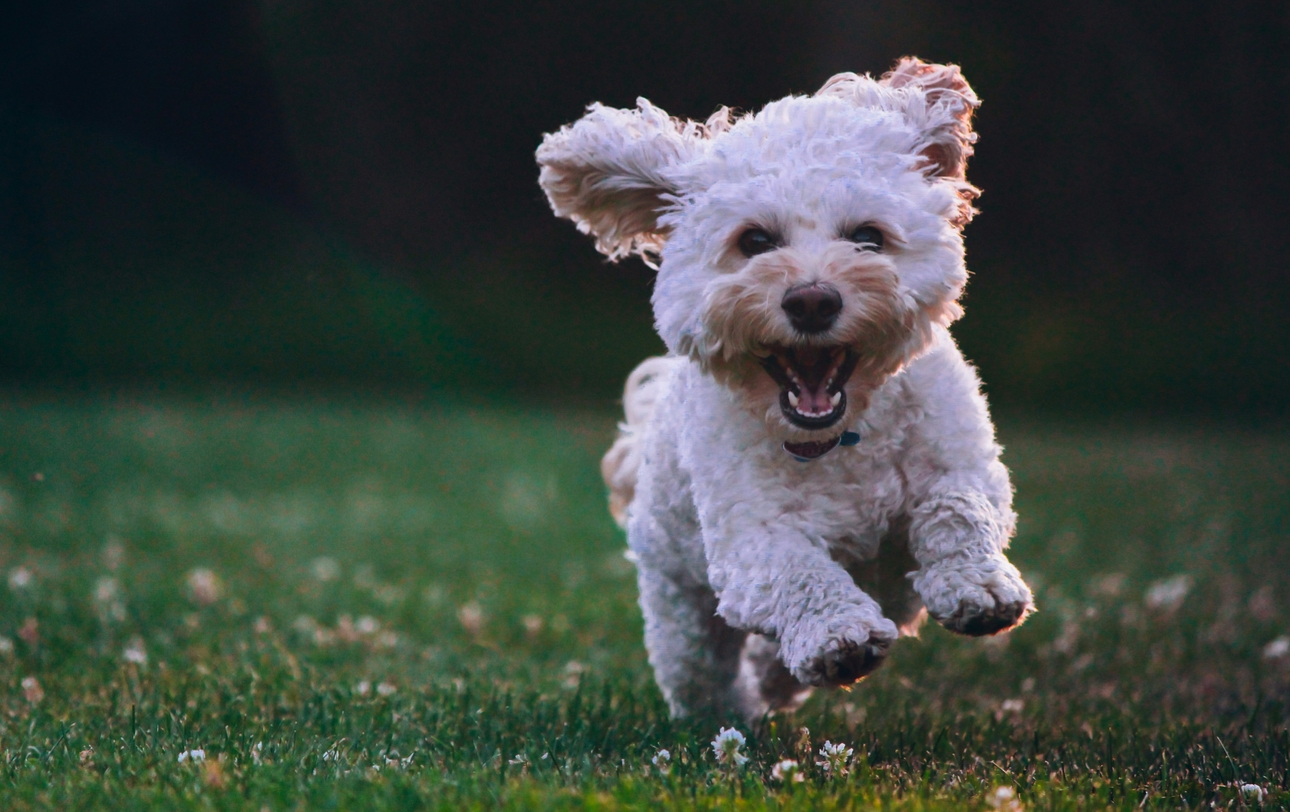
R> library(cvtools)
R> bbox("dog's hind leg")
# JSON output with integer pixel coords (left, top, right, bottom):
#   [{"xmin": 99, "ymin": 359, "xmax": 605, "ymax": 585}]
[
  {"xmin": 636, "ymin": 564, "xmax": 746, "ymax": 719},
  {"xmin": 734, "ymin": 634, "xmax": 812, "ymax": 723},
  {"xmin": 602, "ymin": 356, "xmax": 681, "ymax": 527}
]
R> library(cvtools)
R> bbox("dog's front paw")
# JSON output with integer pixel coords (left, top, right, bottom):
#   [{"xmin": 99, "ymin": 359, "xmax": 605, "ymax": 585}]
[
  {"xmin": 913, "ymin": 558, "xmax": 1034, "ymax": 637},
  {"xmin": 788, "ymin": 618, "xmax": 899, "ymax": 688}
]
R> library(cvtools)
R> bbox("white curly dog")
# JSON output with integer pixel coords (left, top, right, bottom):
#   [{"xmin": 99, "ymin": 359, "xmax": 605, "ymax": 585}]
[{"xmin": 537, "ymin": 58, "xmax": 1033, "ymax": 722}]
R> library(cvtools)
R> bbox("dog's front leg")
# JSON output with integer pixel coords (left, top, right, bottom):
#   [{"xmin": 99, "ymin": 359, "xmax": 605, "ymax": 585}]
[
  {"xmin": 901, "ymin": 337, "xmax": 1035, "ymax": 636},
  {"xmin": 704, "ymin": 518, "xmax": 899, "ymax": 688},
  {"xmin": 907, "ymin": 488, "xmax": 1033, "ymax": 636}
]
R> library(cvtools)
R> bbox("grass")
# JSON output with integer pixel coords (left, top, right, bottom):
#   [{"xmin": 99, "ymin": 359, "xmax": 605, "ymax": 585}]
[{"xmin": 0, "ymin": 390, "xmax": 1286, "ymax": 810}]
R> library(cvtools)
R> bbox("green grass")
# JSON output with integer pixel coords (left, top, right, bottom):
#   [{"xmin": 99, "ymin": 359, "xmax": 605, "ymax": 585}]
[{"xmin": 0, "ymin": 392, "xmax": 1286, "ymax": 810}]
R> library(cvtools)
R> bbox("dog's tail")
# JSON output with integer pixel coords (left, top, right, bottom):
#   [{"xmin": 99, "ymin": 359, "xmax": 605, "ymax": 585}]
[{"xmin": 602, "ymin": 356, "xmax": 679, "ymax": 528}]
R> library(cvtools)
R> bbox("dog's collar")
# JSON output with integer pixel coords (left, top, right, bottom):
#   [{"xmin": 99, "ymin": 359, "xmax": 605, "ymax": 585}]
[{"xmin": 783, "ymin": 430, "xmax": 861, "ymax": 462}]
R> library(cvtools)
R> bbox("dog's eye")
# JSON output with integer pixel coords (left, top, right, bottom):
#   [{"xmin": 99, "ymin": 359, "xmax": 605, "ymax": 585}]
[
  {"xmin": 737, "ymin": 228, "xmax": 779, "ymax": 257},
  {"xmin": 846, "ymin": 225, "xmax": 884, "ymax": 251}
]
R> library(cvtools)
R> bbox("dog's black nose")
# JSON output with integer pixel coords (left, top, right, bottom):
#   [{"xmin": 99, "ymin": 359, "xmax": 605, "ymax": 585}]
[{"xmin": 781, "ymin": 283, "xmax": 842, "ymax": 334}]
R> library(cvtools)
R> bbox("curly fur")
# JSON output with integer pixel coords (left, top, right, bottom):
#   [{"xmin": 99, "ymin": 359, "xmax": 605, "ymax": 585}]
[{"xmin": 539, "ymin": 57, "xmax": 1033, "ymax": 722}]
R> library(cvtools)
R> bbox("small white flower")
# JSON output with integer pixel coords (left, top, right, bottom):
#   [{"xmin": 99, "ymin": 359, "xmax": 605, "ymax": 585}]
[
  {"xmin": 1240, "ymin": 784, "xmax": 1266, "ymax": 803},
  {"xmin": 177, "ymin": 749, "xmax": 206, "ymax": 764},
  {"xmin": 354, "ymin": 680, "xmax": 371, "ymax": 696},
  {"xmin": 310, "ymin": 557, "xmax": 341, "ymax": 582},
  {"xmin": 458, "ymin": 602, "xmax": 485, "ymax": 636},
  {"xmin": 376, "ymin": 681, "xmax": 397, "ymax": 697},
  {"xmin": 770, "ymin": 758, "xmax": 804, "ymax": 783},
  {"xmin": 711, "ymin": 727, "xmax": 748, "ymax": 767},
  {"xmin": 521, "ymin": 614, "xmax": 543, "ymax": 636},
  {"xmin": 8, "ymin": 567, "xmax": 32, "ymax": 590},
  {"xmin": 94, "ymin": 576, "xmax": 121, "ymax": 604},
  {"xmin": 1262, "ymin": 637, "xmax": 1289, "ymax": 660},
  {"xmin": 651, "ymin": 748, "xmax": 671, "ymax": 775},
  {"xmin": 816, "ymin": 740, "xmax": 854, "ymax": 776},
  {"xmin": 1145, "ymin": 574, "xmax": 1192, "ymax": 612},
  {"xmin": 185, "ymin": 568, "xmax": 223, "ymax": 606},
  {"xmin": 21, "ymin": 676, "xmax": 43, "ymax": 704},
  {"xmin": 122, "ymin": 638, "xmax": 148, "ymax": 666},
  {"xmin": 0, "ymin": 637, "xmax": 13, "ymax": 656},
  {"xmin": 986, "ymin": 785, "xmax": 1024, "ymax": 811}
]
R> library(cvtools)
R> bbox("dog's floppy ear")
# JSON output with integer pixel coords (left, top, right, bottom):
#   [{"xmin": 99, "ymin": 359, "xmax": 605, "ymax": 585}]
[
  {"xmin": 879, "ymin": 57, "xmax": 979, "ymax": 186},
  {"xmin": 537, "ymin": 99, "xmax": 706, "ymax": 261},
  {"xmin": 818, "ymin": 57, "xmax": 981, "ymax": 225}
]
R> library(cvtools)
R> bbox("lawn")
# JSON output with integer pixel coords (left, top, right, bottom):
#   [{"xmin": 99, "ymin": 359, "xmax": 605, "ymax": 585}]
[{"xmin": 0, "ymin": 391, "xmax": 1285, "ymax": 810}]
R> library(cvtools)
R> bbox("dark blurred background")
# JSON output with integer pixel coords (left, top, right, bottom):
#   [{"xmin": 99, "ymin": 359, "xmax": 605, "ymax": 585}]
[{"xmin": 1, "ymin": 0, "xmax": 1286, "ymax": 414}]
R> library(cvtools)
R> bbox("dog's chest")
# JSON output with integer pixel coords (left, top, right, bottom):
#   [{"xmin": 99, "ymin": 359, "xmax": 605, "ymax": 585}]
[{"xmin": 780, "ymin": 441, "xmax": 909, "ymax": 561}]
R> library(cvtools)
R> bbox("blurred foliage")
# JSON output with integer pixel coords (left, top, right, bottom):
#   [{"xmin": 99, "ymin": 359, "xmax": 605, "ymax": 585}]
[{"xmin": 2, "ymin": 0, "xmax": 1288, "ymax": 413}]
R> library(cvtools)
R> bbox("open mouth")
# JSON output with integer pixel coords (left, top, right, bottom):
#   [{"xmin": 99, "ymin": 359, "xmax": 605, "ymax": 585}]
[{"xmin": 759, "ymin": 346, "xmax": 859, "ymax": 430}]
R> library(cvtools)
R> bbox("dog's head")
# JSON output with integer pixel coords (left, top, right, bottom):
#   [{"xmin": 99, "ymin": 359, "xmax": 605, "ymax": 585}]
[{"xmin": 538, "ymin": 58, "xmax": 980, "ymax": 443}]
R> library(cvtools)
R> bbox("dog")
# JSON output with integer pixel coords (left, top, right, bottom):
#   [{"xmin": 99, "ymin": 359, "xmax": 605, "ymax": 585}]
[{"xmin": 537, "ymin": 58, "xmax": 1033, "ymax": 722}]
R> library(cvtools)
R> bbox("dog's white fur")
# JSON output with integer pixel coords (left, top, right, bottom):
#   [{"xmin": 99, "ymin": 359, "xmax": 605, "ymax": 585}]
[{"xmin": 538, "ymin": 58, "xmax": 1033, "ymax": 721}]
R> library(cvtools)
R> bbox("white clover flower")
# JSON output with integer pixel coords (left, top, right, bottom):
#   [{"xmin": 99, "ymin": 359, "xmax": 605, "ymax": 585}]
[
  {"xmin": 93, "ymin": 576, "xmax": 126, "ymax": 624},
  {"xmin": 177, "ymin": 749, "xmax": 206, "ymax": 764},
  {"xmin": 816, "ymin": 740, "xmax": 854, "ymax": 776},
  {"xmin": 1145, "ymin": 574, "xmax": 1192, "ymax": 612},
  {"xmin": 376, "ymin": 681, "xmax": 397, "ymax": 697},
  {"xmin": 1240, "ymin": 784, "xmax": 1266, "ymax": 803},
  {"xmin": 21, "ymin": 676, "xmax": 43, "ymax": 704},
  {"xmin": 711, "ymin": 727, "xmax": 748, "ymax": 767},
  {"xmin": 458, "ymin": 602, "xmax": 485, "ymax": 636},
  {"xmin": 185, "ymin": 568, "xmax": 223, "ymax": 606},
  {"xmin": 123, "ymin": 638, "xmax": 148, "ymax": 666},
  {"xmin": 310, "ymin": 557, "xmax": 341, "ymax": 582},
  {"xmin": 770, "ymin": 758, "xmax": 804, "ymax": 783},
  {"xmin": 986, "ymin": 785, "xmax": 1024, "ymax": 811},
  {"xmin": 651, "ymin": 748, "xmax": 671, "ymax": 775},
  {"xmin": 1262, "ymin": 637, "xmax": 1289, "ymax": 660},
  {"xmin": 354, "ymin": 680, "xmax": 371, "ymax": 696},
  {"xmin": 0, "ymin": 637, "xmax": 13, "ymax": 656},
  {"xmin": 8, "ymin": 567, "xmax": 32, "ymax": 590}
]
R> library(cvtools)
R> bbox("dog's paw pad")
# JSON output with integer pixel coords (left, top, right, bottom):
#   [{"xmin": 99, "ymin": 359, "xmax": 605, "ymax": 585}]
[
  {"xmin": 943, "ymin": 599, "xmax": 1030, "ymax": 637},
  {"xmin": 798, "ymin": 635, "xmax": 891, "ymax": 687}
]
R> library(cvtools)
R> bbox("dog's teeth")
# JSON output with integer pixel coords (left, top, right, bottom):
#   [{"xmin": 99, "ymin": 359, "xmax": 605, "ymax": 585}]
[
  {"xmin": 830, "ymin": 391, "xmax": 842, "ymax": 407},
  {"xmin": 787, "ymin": 391, "xmax": 799, "ymax": 408}
]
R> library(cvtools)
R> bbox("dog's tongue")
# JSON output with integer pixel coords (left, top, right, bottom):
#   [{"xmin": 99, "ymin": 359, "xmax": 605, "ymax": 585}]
[
  {"xmin": 790, "ymin": 347, "xmax": 836, "ymax": 415},
  {"xmin": 795, "ymin": 379, "xmax": 834, "ymax": 415}
]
